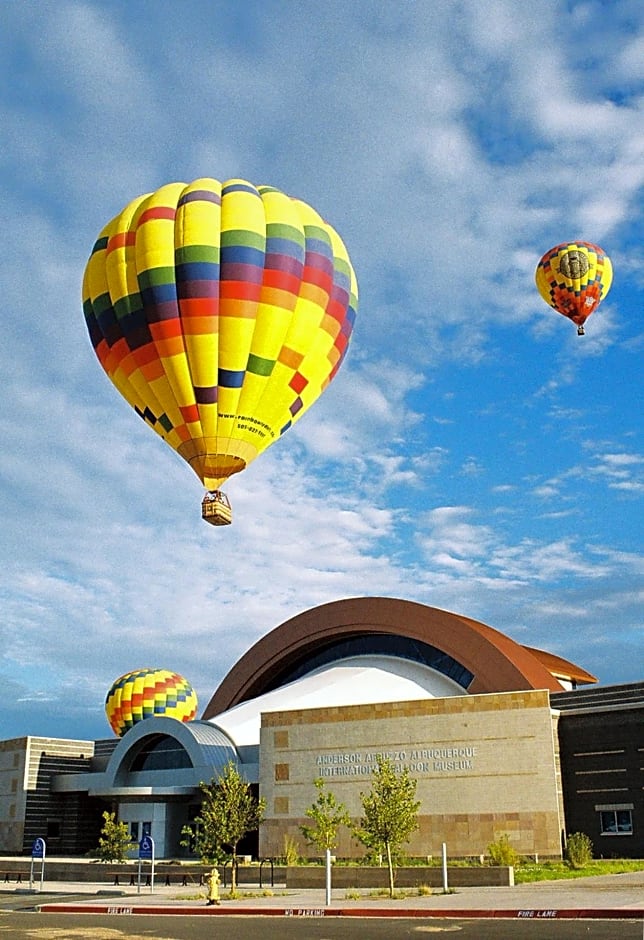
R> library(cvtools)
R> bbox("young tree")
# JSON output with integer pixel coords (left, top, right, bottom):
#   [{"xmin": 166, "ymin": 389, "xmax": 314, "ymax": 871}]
[
  {"xmin": 300, "ymin": 778, "xmax": 352, "ymax": 905},
  {"xmin": 300, "ymin": 777, "xmax": 352, "ymax": 853},
  {"xmin": 181, "ymin": 761, "xmax": 266, "ymax": 894},
  {"xmin": 96, "ymin": 810, "xmax": 135, "ymax": 863},
  {"xmin": 355, "ymin": 756, "xmax": 420, "ymax": 897}
]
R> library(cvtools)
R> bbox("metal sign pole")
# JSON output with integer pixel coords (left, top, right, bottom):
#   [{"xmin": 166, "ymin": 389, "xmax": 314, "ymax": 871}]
[
  {"xmin": 442, "ymin": 842, "xmax": 448, "ymax": 893},
  {"xmin": 138, "ymin": 835, "xmax": 155, "ymax": 894},
  {"xmin": 30, "ymin": 838, "xmax": 46, "ymax": 892}
]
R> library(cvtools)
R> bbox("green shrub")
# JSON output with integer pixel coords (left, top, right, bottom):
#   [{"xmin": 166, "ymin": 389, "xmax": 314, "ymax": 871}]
[
  {"xmin": 95, "ymin": 811, "xmax": 135, "ymax": 863},
  {"xmin": 487, "ymin": 834, "xmax": 519, "ymax": 867},
  {"xmin": 565, "ymin": 832, "xmax": 593, "ymax": 869},
  {"xmin": 282, "ymin": 834, "xmax": 300, "ymax": 866}
]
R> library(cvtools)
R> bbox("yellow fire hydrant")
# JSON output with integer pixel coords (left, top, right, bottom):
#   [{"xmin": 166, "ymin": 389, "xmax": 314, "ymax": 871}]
[{"xmin": 206, "ymin": 867, "xmax": 220, "ymax": 905}]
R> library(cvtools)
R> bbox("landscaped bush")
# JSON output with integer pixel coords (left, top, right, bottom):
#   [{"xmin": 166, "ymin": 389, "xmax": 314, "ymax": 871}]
[
  {"xmin": 281, "ymin": 834, "xmax": 301, "ymax": 866},
  {"xmin": 565, "ymin": 832, "xmax": 593, "ymax": 869},
  {"xmin": 487, "ymin": 834, "xmax": 519, "ymax": 867}
]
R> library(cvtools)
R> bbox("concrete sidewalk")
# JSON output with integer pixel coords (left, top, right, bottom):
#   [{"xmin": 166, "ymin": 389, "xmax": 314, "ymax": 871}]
[{"xmin": 13, "ymin": 869, "xmax": 644, "ymax": 920}]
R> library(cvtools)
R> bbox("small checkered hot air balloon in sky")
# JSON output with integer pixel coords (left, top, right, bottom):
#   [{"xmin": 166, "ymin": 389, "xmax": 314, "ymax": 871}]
[
  {"xmin": 83, "ymin": 178, "xmax": 358, "ymax": 526},
  {"xmin": 105, "ymin": 668, "xmax": 198, "ymax": 737},
  {"xmin": 535, "ymin": 241, "xmax": 613, "ymax": 335}
]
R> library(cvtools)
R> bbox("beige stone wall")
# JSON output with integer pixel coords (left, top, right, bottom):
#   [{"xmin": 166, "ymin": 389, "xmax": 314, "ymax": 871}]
[
  {"xmin": 259, "ymin": 690, "xmax": 563, "ymax": 859},
  {"xmin": 0, "ymin": 736, "xmax": 96, "ymax": 854},
  {"xmin": 0, "ymin": 738, "xmax": 28, "ymax": 852}
]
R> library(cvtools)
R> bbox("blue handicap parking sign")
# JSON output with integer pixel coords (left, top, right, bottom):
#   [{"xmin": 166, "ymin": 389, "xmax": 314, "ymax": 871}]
[
  {"xmin": 139, "ymin": 835, "xmax": 154, "ymax": 859},
  {"xmin": 32, "ymin": 838, "xmax": 45, "ymax": 858}
]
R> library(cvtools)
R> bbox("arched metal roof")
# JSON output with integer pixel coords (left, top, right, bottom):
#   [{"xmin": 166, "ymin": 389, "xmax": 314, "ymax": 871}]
[
  {"xmin": 93, "ymin": 717, "xmax": 244, "ymax": 796},
  {"xmin": 203, "ymin": 597, "xmax": 596, "ymax": 719}
]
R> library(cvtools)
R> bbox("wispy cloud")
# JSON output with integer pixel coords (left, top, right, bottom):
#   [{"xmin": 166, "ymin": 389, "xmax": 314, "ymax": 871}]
[{"xmin": 0, "ymin": 0, "xmax": 641, "ymax": 740}]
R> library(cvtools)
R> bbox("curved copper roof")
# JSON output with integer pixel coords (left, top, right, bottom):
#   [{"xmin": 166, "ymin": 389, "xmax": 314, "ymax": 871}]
[
  {"xmin": 202, "ymin": 597, "xmax": 596, "ymax": 719},
  {"xmin": 522, "ymin": 645, "xmax": 597, "ymax": 684}
]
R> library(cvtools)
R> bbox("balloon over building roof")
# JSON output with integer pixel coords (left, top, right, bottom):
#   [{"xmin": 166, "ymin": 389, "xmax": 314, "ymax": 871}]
[{"xmin": 105, "ymin": 668, "xmax": 198, "ymax": 737}]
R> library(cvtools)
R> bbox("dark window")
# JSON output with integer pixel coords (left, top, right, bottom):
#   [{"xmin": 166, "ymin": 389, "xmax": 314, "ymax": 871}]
[
  {"xmin": 600, "ymin": 810, "xmax": 633, "ymax": 835},
  {"xmin": 46, "ymin": 819, "xmax": 61, "ymax": 839},
  {"xmin": 269, "ymin": 634, "xmax": 474, "ymax": 691},
  {"xmin": 130, "ymin": 822, "xmax": 139, "ymax": 841},
  {"xmin": 130, "ymin": 735, "xmax": 192, "ymax": 771}
]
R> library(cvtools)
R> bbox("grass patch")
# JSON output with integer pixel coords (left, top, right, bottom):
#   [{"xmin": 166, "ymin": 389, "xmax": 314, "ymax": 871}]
[
  {"xmin": 367, "ymin": 888, "xmax": 408, "ymax": 899},
  {"xmin": 228, "ymin": 888, "xmax": 286, "ymax": 898},
  {"xmin": 345, "ymin": 887, "xmax": 455, "ymax": 900},
  {"xmin": 514, "ymin": 859, "xmax": 644, "ymax": 884},
  {"xmin": 345, "ymin": 888, "xmax": 361, "ymax": 900},
  {"xmin": 171, "ymin": 887, "xmax": 286, "ymax": 901}
]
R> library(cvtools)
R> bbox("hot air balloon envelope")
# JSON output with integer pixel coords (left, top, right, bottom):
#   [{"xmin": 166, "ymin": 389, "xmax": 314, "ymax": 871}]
[
  {"xmin": 535, "ymin": 241, "xmax": 612, "ymax": 334},
  {"xmin": 105, "ymin": 668, "xmax": 198, "ymax": 737},
  {"xmin": 83, "ymin": 178, "xmax": 358, "ymax": 523}
]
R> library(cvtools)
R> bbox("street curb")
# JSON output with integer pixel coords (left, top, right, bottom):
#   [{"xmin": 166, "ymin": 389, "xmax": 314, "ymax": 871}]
[{"xmin": 38, "ymin": 903, "xmax": 644, "ymax": 920}]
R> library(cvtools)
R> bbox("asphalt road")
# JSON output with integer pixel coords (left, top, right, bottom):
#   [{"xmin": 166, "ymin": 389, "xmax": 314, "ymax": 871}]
[{"xmin": 0, "ymin": 911, "xmax": 642, "ymax": 939}]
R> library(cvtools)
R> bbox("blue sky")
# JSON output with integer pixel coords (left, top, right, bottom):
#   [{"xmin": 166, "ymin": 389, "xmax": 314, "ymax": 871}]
[{"xmin": 1, "ymin": 0, "xmax": 642, "ymax": 742}]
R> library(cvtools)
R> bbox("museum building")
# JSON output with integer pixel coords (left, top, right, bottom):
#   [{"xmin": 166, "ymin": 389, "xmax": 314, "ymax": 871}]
[{"xmin": 0, "ymin": 598, "xmax": 641, "ymax": 859}]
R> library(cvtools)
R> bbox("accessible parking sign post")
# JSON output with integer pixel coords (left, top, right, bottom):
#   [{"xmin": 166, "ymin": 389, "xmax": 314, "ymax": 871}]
[
  {"xmin": 29, "ymin": 837, "xmax": 46, "ymax": 891},
  {"xmin": 137, "ymin": 834, "xmax": 155, "ymax": 894}
]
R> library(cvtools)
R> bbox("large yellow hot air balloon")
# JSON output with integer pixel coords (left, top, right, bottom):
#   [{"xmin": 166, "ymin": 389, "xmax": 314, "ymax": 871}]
[
  {"xmin": 535, "ymin": 241, "xmax": 612, "ymax": 335},
  {"xmin": 83, "ymin": 178, "xmax": 358, "ymax": 524}
]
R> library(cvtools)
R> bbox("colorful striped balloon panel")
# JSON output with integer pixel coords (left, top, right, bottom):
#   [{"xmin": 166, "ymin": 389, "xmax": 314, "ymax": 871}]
[
  {"xmin": 105, "ymin": 668, "xmax": 198, "ymax": 737},
  {"xmin": 83, "ymin": 178, "xmax": 358, "ymax": 492},
  {"xmin": 535, "ymin": 241, "xmax": 612, "ymax": 330}
]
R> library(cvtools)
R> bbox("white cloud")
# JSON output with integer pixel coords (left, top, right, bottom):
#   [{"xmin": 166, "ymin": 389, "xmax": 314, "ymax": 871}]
[
  {"xmin": 418, "ymin": 506, "xmax": 495, "ymax": 565},
  {"xmin": 616, "ymin": 33, "xmax": 644, "ymax": 80},
  {"xmin": 0, "ymin": 0, "xmax": 642, "ymax": 739}
]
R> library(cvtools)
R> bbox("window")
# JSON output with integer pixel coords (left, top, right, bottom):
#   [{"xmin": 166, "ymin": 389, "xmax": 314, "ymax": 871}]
[
  {"xmin": 46, "ymin": 819, "xmax": 61, "ymax": 839},
  {"xmin": 599, "ymin": 809, "xmax": 633, "ymax": 835},
  {"xmin": 142, "ymin": 821, "xmax": 152, "ymax": 837},
  {"xmin": 129, "ymin": 735, "xmax": 192, "ymax": 771},
  {"xmin": 130, "ymin": 822, "xmax": 140, "ymax": 841},
  {"xmin": 272, "ymin": 634, "xmax": 475, "ymax": 691}
]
